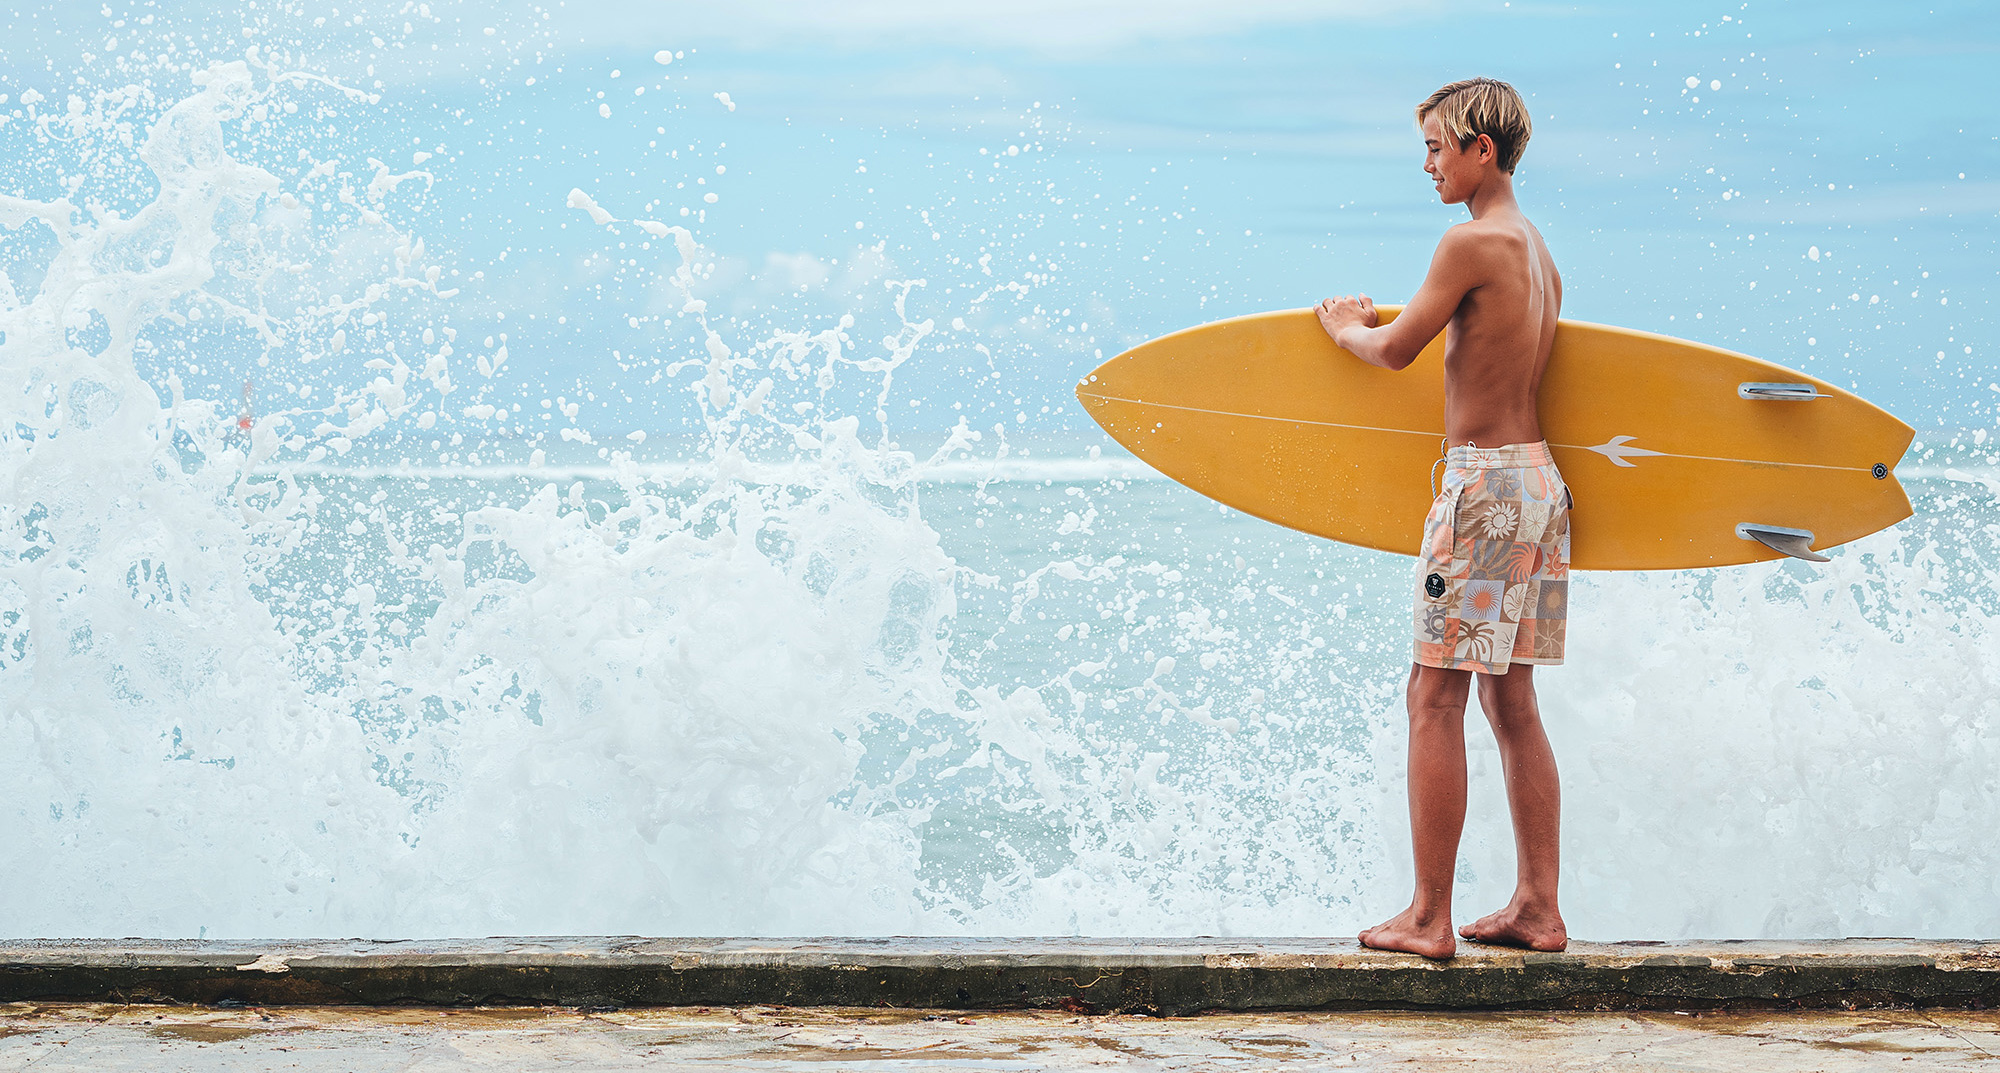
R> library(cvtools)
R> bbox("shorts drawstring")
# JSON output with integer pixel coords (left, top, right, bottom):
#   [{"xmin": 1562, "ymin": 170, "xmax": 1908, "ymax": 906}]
[{"xmin": 1430, "ymin": 438, "xmax": 1473, "ymax": 499}]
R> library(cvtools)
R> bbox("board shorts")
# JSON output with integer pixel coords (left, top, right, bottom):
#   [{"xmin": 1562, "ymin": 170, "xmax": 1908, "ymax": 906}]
[{"xmin": 1413, "ymin": 440, "xmax": 1571, "ymax": 675}]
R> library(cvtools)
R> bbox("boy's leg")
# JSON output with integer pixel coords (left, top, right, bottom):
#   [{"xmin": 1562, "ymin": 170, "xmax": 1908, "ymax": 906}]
[
  {"xmin": 1360, "ymin": 662, "xmax": 1473, "ymax": 959},
  {"xmin": 1460, "ymin": 665, "xmax": 1569, "ymax": 950}
]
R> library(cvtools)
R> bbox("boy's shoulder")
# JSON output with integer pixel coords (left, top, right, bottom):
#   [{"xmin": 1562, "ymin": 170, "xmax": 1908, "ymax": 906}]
[
  {"xmin": 1435, "ymin": 215, "xmax": 1530, "ymax": 268},
  {"xmin": 1442, "ymin": 213, "xmax": 1532, "ymax": 245}
]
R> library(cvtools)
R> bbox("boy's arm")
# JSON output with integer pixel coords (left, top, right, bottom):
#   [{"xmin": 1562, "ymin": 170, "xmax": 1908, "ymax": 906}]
[{"xmin": 1318, "ymin": 227, "xmax": 1485, "ymax": 370}]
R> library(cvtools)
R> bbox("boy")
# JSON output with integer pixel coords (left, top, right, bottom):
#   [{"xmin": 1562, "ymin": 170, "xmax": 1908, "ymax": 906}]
[{"xmin": 1315, "ymin": 77, "xmax": 1570, "ymax": 959}]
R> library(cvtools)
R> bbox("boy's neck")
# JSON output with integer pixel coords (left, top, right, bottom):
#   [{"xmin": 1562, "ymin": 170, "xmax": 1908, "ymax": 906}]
[{"xmin": 1465, "ymin": 171, "xmax": 1520, "ymax": 220}]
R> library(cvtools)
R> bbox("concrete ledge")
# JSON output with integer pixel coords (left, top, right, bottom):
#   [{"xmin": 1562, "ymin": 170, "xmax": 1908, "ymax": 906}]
[{"xmin": 3, "ymin": 938, "xmax": 1996, "ymax": 1014}]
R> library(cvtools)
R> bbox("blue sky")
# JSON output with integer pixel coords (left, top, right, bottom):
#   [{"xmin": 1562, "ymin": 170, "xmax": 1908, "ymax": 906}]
[{"xmin": 0, "ymin": 0, "xmax": 1993, "ymax": 446}]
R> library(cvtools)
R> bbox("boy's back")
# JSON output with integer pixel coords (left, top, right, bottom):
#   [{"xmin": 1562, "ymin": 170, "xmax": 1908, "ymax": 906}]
[{"xmin": 1436, "ymin": 213, "xmax": 1560, "ymax": 449}]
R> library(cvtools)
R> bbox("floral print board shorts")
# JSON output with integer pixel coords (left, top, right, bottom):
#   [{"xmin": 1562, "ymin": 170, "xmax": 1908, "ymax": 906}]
[{"xmin": 1413, "ymin": 440, "xmax": 1571, "ymax": 675}]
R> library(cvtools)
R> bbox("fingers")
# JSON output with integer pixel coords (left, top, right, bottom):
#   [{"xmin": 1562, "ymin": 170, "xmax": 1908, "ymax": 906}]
[{"xmin": 1317, "ymin": 295, "xmax": 1371, "ymax": 314}]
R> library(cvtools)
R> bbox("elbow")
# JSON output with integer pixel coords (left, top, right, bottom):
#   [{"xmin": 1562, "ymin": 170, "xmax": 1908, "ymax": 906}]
[
  {"xmin": 1364, "ymin": 332, "xmax": 1420, "ymax": 370},
  {"xmin": 1380, "ymin": 347, "xmax": 1419, "ymax": 371}
]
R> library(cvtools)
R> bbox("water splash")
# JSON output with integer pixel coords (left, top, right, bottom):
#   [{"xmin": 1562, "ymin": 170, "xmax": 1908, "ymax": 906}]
[{"xmin": 0, "ymin": 42, "xmax": 1994, "ymax": 942}]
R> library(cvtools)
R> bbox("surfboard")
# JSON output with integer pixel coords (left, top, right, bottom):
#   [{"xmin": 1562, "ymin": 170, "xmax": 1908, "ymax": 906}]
[{"xmin": 1075, "ymin": 307, "xmax": 1913, "ymax": 571}]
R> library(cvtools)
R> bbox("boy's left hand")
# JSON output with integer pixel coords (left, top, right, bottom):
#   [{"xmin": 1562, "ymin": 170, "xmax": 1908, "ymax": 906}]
[{"xmin": 1316, "ymin": 294, "xmax": 1377, "ymax": 343}]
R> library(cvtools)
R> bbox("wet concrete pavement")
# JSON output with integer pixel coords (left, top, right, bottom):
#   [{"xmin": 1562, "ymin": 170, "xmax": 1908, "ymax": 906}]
[{"xmin": 3, "ymin": 1002, "xmax": 1997, "ymax": 1071}]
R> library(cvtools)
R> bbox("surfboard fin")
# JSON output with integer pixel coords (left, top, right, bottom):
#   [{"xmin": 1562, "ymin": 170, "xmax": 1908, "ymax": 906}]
[
  {"xmin": 1738, "ymin": 382, "xmax": 1822, "ymax": 401},
  {"xmin": 1736, "ymin": 523, "xmax": 1830, "ymax": 563}
]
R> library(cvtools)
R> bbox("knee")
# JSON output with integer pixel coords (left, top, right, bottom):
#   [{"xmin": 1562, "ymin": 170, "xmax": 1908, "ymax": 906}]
[
  {"xmin": 1479, "ymin": 689, "xmax": 1544, "ymax": 737},
  {"xmin": 1408, "ymin": 686, "xmax": 1469, "ymax": 728},
  {"xmin": 1408, "ymin": 697, "xmax": 1461, "ymax": 726}
]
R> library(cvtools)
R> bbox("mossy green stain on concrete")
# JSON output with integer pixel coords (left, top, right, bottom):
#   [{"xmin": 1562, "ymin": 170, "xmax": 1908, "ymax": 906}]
[{"xmin": 2, "ymin": 939, "xmax": 1996, "ymax": 1014}]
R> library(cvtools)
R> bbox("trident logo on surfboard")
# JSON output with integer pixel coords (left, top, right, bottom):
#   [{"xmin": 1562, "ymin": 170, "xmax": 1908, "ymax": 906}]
[{"xmin": 1579, "ymin": 435, "xmax": 1665, "ymax": 468}]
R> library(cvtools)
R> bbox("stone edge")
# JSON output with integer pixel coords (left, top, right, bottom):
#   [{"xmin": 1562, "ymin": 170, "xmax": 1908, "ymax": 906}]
[{"xmin": 1, "ymin": 938, "xmax": 1995, "ymax": 1015}]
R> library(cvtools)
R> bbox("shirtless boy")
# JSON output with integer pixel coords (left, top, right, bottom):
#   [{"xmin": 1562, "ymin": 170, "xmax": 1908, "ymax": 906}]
[{"xmin": 1315, "ymin": 77, "xmax": 1570, "ymax": 959}]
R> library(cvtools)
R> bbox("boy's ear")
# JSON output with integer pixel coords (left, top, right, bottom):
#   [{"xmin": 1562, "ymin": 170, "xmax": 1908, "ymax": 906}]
[{"xmin": 1474, "ymin": 133, "xmax": 1496, "ymax": 166}]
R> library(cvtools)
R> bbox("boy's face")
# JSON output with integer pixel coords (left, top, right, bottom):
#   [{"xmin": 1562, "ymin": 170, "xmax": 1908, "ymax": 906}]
[{"xmin": 1422, "ymin": 114, "xmax": 1485, "ymax": 206}]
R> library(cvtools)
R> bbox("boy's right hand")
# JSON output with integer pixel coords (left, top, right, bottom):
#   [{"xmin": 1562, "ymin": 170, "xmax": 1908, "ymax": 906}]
[{"xmin": 1316, "ymin": 294, "xmax": 1378, "ymax": 344}]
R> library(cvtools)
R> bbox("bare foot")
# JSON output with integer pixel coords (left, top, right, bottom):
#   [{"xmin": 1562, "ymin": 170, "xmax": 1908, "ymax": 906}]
[
  {"xmin": 1358, "ymin": 906, "xmax": 1457, "ymax": 959},
  {"xmin": 1458, "ymin": 901, "xmax": 1568, "ymax": 951}
]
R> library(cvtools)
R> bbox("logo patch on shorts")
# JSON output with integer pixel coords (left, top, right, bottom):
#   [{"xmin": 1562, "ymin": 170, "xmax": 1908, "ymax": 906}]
[{"xmin": 1424, "ymin": 572, "xmax": 1446, "ymax": 599}]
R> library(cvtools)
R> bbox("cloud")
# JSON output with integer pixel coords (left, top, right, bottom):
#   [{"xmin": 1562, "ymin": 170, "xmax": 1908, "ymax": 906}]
[
  {"xmin": 557, "ymin": 0, "xmax": 1450, "ymax": 54},
  {"xmin": 754, "ymin": 245, "xmax": 905, "ymax": 305},
  {"xmin": 1732, "ymin": 182, "xmax": 2000, "ymax": 226},
  {"xmin": 763, "ymin": 252, "xmax": 834, "ymax": 293}
]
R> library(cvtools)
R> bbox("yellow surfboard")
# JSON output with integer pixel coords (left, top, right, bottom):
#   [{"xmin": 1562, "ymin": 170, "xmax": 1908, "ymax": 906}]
[{"xmin": 1075, "ymin": 307, "xmax": 1913, "ymax": 571}]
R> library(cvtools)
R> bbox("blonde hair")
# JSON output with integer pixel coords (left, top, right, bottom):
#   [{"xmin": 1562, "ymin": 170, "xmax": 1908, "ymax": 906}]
[{"xmin": 1416, "ymin": 78, "xmax": 1531, "ymax": 174}]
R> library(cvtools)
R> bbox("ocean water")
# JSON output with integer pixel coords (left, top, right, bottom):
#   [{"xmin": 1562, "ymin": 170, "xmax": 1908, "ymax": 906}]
[{"xmin": 1, "ymin": 3, "xmax": 1996, "ymax": 940}]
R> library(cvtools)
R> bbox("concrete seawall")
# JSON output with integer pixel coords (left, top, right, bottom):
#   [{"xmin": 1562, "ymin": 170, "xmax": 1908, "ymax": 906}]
[{"xmin": 4, "ymin": 938, "xmax": 1996, "ymax": 1014}]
